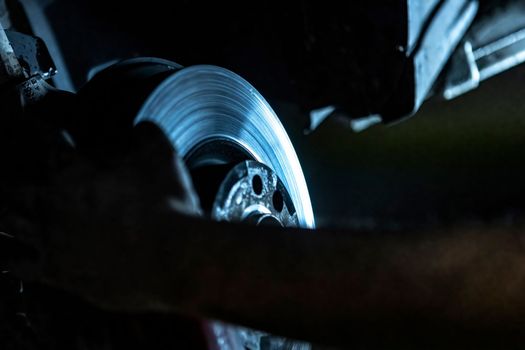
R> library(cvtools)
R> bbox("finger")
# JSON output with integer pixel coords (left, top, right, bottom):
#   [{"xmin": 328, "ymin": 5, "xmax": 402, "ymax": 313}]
[{"xmin": 133, "ymin": 121, "xmax": 202, "ymax": 216}]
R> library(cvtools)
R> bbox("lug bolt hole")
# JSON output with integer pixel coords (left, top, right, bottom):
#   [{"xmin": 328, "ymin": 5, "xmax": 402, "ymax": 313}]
[
  {"xmin": 272, "ymin": 190, "xmax": 284, "ymax": 212},
  {"xmin": 252, "ymin": 175, "xmax": 263, "ymax": 195}
]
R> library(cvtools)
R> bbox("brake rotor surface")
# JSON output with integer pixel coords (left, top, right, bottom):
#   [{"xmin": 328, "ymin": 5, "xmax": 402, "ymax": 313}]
[{"xmin": 134, "ymin": 65, "xmax": 315, "ymax": 229}]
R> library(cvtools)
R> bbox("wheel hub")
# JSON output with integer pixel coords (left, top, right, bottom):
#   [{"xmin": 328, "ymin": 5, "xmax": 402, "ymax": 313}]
[{"xmin": 212, "ymin": 160, "xmax": 298, "ymax": 227}]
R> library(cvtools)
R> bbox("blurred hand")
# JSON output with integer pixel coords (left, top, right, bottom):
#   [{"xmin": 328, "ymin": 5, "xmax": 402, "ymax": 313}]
[{"xmin": 0, "ymin": 115, "xmax": 201, "ymax": 303}]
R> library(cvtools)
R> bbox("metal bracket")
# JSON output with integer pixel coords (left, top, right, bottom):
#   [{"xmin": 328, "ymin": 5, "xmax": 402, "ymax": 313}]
[
  {"xmin": 5, "ymin": 29, "xmax": 56, "ymax": 80},
  {"xmin": 442, "ymin": 1, "xmax": 525, "ymax": 100}
]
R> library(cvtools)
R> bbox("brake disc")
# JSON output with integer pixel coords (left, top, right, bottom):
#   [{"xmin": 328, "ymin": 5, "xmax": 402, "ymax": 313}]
[{"xmin": 134, "ymin": 65, "xmax": 315, "ymax": 229}]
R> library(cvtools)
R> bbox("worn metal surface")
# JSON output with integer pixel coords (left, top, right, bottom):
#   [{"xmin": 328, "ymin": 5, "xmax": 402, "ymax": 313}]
[
  {"xmin": 213, "ymin": 161, "xmax": 298, "ymax": 228},
  {"xmin": 0, "ymin": 7, "xmax": 57, "ymax": 110},
  {"xmin": 0, "ymin": 20, "xmax": 24, "ymax": 84},
  {"xmin": 135, "ymin": 65, "xmax": 315, "ymax": 229},
  {"xmin": 5, "ymin": 30, "xmax": 56, "ymax": 79}
]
